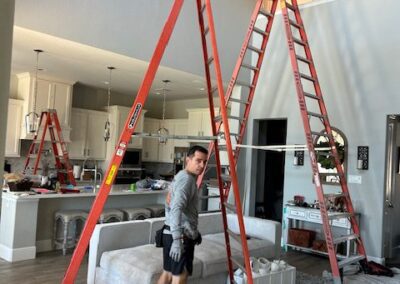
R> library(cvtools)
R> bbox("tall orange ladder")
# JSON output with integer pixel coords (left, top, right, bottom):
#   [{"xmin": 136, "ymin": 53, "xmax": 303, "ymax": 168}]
[
  {"xmin": 62, "ymin": 1, "xmax": 255, "ymax": 282},
  {"xmin": 280, "ymin": 1, "xmax": 367, "ymax": 282},
  {"xmin": 23, "ymin": 109, "xmax": 76, "ymax": 186}
]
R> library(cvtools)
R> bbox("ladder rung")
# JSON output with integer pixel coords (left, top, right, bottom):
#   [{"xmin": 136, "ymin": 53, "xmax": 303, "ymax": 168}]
[
  {"xmin": 199, "ymin": 195, "xmax": 220, "ymax": 200},
  {"xmin": 224, "ymin": 202, "xmax": 237, "ymax": 213},
  {"xmin": 230, "ymin": 256, "xmax": 246, "ymax": 272},
  {"xmin": 201, "ymin": 4, "xmax": 206, "ymax": 14},
  {"xmin": 241, "ymin": 63, "xmax": 259, "ymax": 71},
  {"xmin": 214, "ymin": 115, "xmax": 245, "ymax": 123},
  {"xmin": 207, "ymin": 57, "xmax": 214, "ymax": 65},
  {"xmin": 324, "ymin": 192, "xmax": 347, "ymax": 199},
  {"xmin": 253, "ymin": 26, "xmax": 268, "ymax": 36},
  {"xmin": 220, "ymin": 174, "xmax": 232, "ymax": 182},
  {"xmin": 204, "ymin": 26, "xmax": 209, "ymax": 35},
  {"xmin": 328, "ymin": 212, "xmax": 353, "ymax": 221},
  {"xmin": 296, "ymin": 55, "xmax": 311, "ymax": 65},
  {"xmin": 334, "ymin": 234, "xmax": 359, "ymax": 245},
  {"xmin": 338, "ymin": 255, "xmax": 365, "ymax": 268},
  {"xmin": 307, "ymin": 112, "xmax": 327, "ymax": 119},
  {"xmin": 304, "ymin": 91, "xmax": 319, "ymax": 100},
  {"xmin": 227, "ymin": 228, "xmax": 242, "ymax": 244},
  {"xmin": 235, "ymin": 80, "xmax": 255, "ymax": 89},
  {"xmin": 311, "ymin": 131, "xmax": 330, "ymax": 137},
  {"xmin": 293, "ymin": 37, "xmax": 306, "ymax": 46},
  {"xmin": 210, "ymin": 86, "xmax": 218, "ymax": 94},
  {"xmin": 258, "ymin": 9, "xmax": 272, "ymax": 18},
  {"xmin": 247, "ymin": 45, "xmax": 263, "ymax": 54},
  {"xmin": 289, "ymin": 19, "xmax": 302, "ymax": 30},
  {"xmin": 217, "ymin": 131, "xmax": 240, "ymax": 138},
  {"xmin": 29, "ymin": 154, "xmax": 38, "ymax": 158},
  {"xmin": 229, "ymin": 97, "xmax": 249, "ymax": 105},
  {"xmin": 285, "ymin": 2, "xmax": 295, "ymax": 11},
  {"xmin": 199, "ymin": 209, "xmax": 221, "ymax": 214},
  {"xmin": 300, "ymin": 73, "xmax": 315, "ymax": 82}
]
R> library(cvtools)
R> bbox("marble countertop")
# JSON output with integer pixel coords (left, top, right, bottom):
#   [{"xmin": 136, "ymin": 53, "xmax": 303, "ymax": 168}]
[{"xmin": 2, "ymin": 184, "xmax": 167, "ymax": 200}]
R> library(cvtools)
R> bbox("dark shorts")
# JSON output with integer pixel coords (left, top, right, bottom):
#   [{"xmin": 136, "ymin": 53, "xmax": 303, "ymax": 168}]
[{"xmin": 162, "ymin": 233, "xmax": 195, "ymax": 276}]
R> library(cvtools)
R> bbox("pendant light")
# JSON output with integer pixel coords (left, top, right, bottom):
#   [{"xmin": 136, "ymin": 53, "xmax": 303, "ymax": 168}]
[
  {"xmin": 104, "ymin": 66, "xmax": 115, "ymax": 142},
  {"xmin": 25, "ymin": 49, "xmax": 43, "ymax": 134},
  {"xmin": 157, "ymin": 80, "xmax": 170, "ymax": 144}
]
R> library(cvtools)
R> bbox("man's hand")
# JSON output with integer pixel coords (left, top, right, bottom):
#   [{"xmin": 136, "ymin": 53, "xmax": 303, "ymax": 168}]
[{"xmin": 169, "ymin": 238, "xmax": 183, "ymax": 262}]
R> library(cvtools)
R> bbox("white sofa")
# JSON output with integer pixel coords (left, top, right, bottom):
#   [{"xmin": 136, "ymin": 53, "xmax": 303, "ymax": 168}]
[{"xmin": 88, "ymin": 213, "xmax": 281, "ymax": 284}]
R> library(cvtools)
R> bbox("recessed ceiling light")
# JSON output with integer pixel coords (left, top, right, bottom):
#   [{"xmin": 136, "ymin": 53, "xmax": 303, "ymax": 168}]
[{"xmin": 199, "ymin": 87, "xmax": 205, "ymax": 91}]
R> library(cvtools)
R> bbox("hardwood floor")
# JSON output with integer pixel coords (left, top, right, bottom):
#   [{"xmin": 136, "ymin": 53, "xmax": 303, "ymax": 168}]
[{"xmin": 0, "ymin": 249, "xmax": 330, "ymax": 283}]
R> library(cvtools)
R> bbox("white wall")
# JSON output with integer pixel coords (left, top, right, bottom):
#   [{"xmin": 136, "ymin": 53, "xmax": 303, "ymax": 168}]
[{"xmin": 242, "ymin": 0, "xmax": 400, "ymax": 259}]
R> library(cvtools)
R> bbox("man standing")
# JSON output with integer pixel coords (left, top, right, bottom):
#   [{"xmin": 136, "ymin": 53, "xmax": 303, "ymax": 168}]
[{"xmin": 158, "ymin": 145, "xmax": 208, "ymax": 284}]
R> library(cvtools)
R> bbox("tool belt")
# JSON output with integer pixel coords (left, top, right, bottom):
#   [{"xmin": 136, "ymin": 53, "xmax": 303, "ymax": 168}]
[{"xmin": 154, "ymin": 224, "xmax": 202, "ymax": 247}]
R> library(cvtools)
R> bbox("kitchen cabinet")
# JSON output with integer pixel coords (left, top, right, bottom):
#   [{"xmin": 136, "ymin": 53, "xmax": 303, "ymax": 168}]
[
  {"xmin": 16, "ymin": 73, "xmax": 74, "ymax": 141},
  {"xmin": 187, "ymin": 108, "xmax": 219, "ymax": 137},
  {"xmin": 68, "ymin": 108, "xmax": 108, "ymax": 160},
  {"xmin": 5, "ymin": 99, "xmax": 23, "ymax": 157},
  {"xmin": 142, "ymin": 118, "xmax": 160, "ymax": 162},
  {"xmin": 105, "ymin": 106, "xmax": 146, "ymax": 164},
  {"xmin": 142, "ymin": 118, "xmax": 189, "ymax": 163}
]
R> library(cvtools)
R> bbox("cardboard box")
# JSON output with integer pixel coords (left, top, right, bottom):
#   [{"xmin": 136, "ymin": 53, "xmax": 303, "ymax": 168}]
[{"xmin": 233, "ymin": 265, "xmax": 296, "ymax": 284}]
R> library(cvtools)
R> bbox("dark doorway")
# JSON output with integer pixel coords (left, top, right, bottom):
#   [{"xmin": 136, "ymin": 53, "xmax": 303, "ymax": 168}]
[{"xmin": 255, "ymin": 119, "xmax": 287, "ymax": 222}]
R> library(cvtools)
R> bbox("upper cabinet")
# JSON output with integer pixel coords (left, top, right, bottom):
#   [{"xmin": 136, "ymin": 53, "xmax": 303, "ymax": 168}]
[
  {"xmin": 16, "ymin": 73, "xmax": 74, "ymax": 141},
  {"xmin": 105, "ymin": 106, "xmax": 146, "ymax": 164},
  {"xmin": 5, "ymin": 99, "xmax": 23, "ymax": 157},
  {"xmin": 187, "ymin": 108, "xmax": 218, "ymax": 137},
  {"xmin": 142, "ymin": 118, "xmax": 160, "ymax": 162},
  {"xmin": 69, "ymin": 108, "xmax": 108, "ymax": 160}
]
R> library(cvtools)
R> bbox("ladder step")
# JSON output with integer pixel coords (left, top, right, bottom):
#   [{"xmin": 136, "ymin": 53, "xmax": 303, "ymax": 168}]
[
  {"xmin": 241, "ymin": 63, "xmax": 259, "ymax": 71},
  {"xmin": 201, "ymin": 4, "xmax": 206, "ymax": 14},
  {"xmin": 227, "ymin": 228, "xmax": 242, "ymax": 244},
  {"xmin": 199, "ymin": 209, "xmax": 221, "ymax": 214},
  {"xmin": 296, "ymin": 55, "xmax": 311, "ymax": 65},
  {"xmin": 253, "ymin": 26, "xmax": 268, "ymax": 36},
  {"xmin": 258, "ymin": 9, "xmax": 272, "ymax": 18},
  {"xmin": 214, "ymin": 115, "xmax": 245, "ymax": 123},
  {"xmin": 229, "ymin": 97, "xmax": 249, "ymax": 105},
  {"xmin": 293, "ymin": 37, "xmax": 306, "ymax": 46},
  {"xmin": 285, "ymin": 2, "xmax": 295, "ymax": 11},
  {"xmin": 334, "ymin": 234, "xmax": 359, "ymax": 245},
  {"xmin": 324, "ymin": 192, "xmax": 347, "ymax": 199},
  {"xmin": 221, "ymin": 174, "xmax": 232, "ymax": 182},
  {"xmin": 247, "ymin": 44, "xmax": 263, "ymax": 54},
  {"xmin": 217, "ymin": 131, "xmax": 240, "ymax": 138},
  {"xmin": 289, "ymin": 19, "xmax": 302, "ymax": 30},
  {"xmin": 224, "ymin": 202, "xmax": 237, "ymax": 213},
  {"xmin": 230, "ymin": 256, "xmax": 246, "ymax": 272},
  {"xmin": 207, "ymin": 57, "xmax": 214, "ymax": 65},
  {"xmin": 235, "ymin": 80, "xmax": 255, "ymax": 89},
  {"xmin": 328, "ymin": 212, "xmax": 353, "ymax": 221},
  {"xmin": 304, "ymin": 91, "xmax": 320, "ymax": 100},
  {"xmin": 199, "ymin": 195, "xmax": 221, "ymax": 200},
  {"xmin": 300, "ymin": 73, "xmax": 316, "ymax": 82},
  {"xmin": 204, "ymin": 26, "xmax": 209, "ymax": 36},
  {"xmin": 338, "ymin": 255, "xmax": 365, "ymax": 268},
  {"xmin": 307, "ymin": 111, "xmax": 327, "ymax": 119},
  {"xmin": 311, "ymin": 131, "xmax": 330, "ymax": 137}
]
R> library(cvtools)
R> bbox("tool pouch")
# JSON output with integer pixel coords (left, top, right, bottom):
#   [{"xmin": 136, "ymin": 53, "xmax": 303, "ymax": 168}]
[{"xmin": 155, "ymin": 225, "xmax": 167, "ymax": 247}]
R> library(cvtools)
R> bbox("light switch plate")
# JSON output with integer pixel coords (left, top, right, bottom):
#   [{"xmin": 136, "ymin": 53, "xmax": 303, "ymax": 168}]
[{"xmin": 348, "ymin": 175, "xmax": 362, "ymax": 184}]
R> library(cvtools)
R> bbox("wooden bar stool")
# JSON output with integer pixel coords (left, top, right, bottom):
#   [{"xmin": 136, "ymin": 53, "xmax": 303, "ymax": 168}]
[{"xmin": 53, "ymin": 210, "xmax": 88, "ymax": 255}]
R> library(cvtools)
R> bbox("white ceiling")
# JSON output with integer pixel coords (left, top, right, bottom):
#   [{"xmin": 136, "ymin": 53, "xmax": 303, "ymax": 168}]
[{"xmin": 11, "ymin": 27, "xmax": 209, "ymax": 100}]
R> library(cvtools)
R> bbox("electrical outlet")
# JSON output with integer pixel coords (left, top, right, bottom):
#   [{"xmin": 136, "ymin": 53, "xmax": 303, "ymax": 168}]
[{"xmin": 348, "ymin": 175, "xmax": 362, "ymax": 184}]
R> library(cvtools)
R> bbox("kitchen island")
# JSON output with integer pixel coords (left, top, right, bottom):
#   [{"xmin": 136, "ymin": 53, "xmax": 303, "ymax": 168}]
[{"xmin": 0, "ymin": 185, "xmax": 167, "ymax": 262}]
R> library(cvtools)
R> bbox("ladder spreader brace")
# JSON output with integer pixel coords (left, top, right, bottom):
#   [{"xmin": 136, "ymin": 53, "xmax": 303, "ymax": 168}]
[{"xmin": 64, "ymin": 1, "xmax": 367, "ymax": 283}]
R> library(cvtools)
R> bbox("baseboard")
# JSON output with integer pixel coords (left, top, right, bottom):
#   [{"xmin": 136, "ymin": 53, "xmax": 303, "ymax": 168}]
[
  {"xmin": 367, "ymin": 255, "xmax": 385, "ymax": 264},
  {"xmin": 0, "ymin": 243, "xmax": 36, "ymax": 262},
  {"xmin": 36, "ymin": 239, "xmax": 53, "ymax": 253}
]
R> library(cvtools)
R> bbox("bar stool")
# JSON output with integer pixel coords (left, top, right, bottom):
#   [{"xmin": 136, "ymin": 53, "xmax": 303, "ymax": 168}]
[
  {"xmin": 99, "ymin": 208, "xmax": 124, "ymax": 223},
  {"xmin": 145, "ymin": 204, "xmax": 165, "ymax": 218},
  {"xmin": 121, "ymin": 208, "xmax": 152, "ymax": 221},
  {"xmin": 53, "ymin": 210, "xmax": 88, "ymax": 255}
]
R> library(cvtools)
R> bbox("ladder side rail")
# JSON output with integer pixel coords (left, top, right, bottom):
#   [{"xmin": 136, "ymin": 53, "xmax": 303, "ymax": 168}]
[
  {"xmin": 23, "ymin": 111, "xmax": 46, "ymax": 173},
  {"xmin": 291, "ymin": 0, "xmax": 365, "ymax": 257},
  {"xmin": 32, "ymin": 112, "xmax": 49, "ymax": 174},
  {"xmin": 195, "ymin": 1, "xmax": 234, "ymax": 282},
  {"xmin": 233, "ymin": 0, "xmax": 279, "ymax": 161},
  {"xmin": 205, "ymin": 1, "xmax": 253, "ymax": 283},
  {"xmin": 63, "ymin": 1, "xmax": 185, "ymax": 282},
  {"xmin": 281, "ymin": 0, "xmax": 340, "ymax": 278},
  {"xmin": 47, "ymin": 117, "xmax": 66, "ymax": 185}
]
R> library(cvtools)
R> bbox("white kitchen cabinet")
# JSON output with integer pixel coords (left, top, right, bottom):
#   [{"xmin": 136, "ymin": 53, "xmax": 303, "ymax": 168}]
[
  {"xmin": 68, "ymin": 108, "xmax": 107, "ymax": 160},
  {"xmin": 173, "ymin": 119, "xmax": 189, "ymax": 147},
  {"xmin": 5, "ymin": 99, "xmax": 23, "ymax": 157},
  {"xmin": 142, "ymin": 118, "xmax": 160, "ymax": 162},
  {"xmin": 16, "ymin": 73, "xmax": 74, "ymax": 141},
  {"xmin": 187, "ymin": 108, "xmax": 218, "ymax": 137}
]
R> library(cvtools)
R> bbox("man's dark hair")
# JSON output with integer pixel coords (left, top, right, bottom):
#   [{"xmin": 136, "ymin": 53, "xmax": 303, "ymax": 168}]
[{"xmin": 187, "ymin": 145, "xmax": 208, "ymax": 157}]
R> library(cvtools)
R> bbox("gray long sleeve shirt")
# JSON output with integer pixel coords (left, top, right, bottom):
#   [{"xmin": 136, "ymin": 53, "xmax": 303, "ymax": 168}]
[{"xmin": 165, "ymin": 170, "xmax": 199, "ymax": 237}]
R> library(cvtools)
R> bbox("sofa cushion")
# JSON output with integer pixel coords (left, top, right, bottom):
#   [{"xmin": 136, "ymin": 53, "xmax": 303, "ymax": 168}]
[
  {"xmin": 99, "ymin": 244, "xmax": 202, "ymax": 283},
  {"xmin": 203, "ymin": 233, "xmax": 277, "ymax": 260}
]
